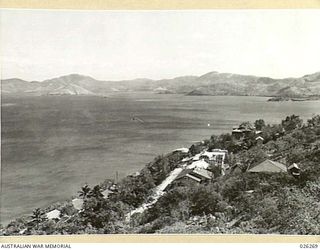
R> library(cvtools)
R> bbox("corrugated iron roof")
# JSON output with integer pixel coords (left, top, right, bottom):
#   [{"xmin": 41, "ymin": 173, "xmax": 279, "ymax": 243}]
[
  {"xmin": 248, "ymin": 159, "xmax": 287, "ymax": 173},
  {"xmin": 192, "ymin": 168, "xmax": 212, "ymax": 179},
  {"xmin": 185, "ymin": 174, "xmax": 202, "ymax": 182}
]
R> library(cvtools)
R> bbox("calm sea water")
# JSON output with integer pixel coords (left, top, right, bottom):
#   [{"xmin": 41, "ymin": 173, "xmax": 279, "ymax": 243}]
[{"xmin": 1, "ymin": 92, "xmax": 319, "ymax": 225}]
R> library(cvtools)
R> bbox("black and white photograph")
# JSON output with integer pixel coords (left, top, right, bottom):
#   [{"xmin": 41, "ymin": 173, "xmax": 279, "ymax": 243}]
[{"xmin": 1, "ymin": 8, "xmax": 320, "ymax": 236}]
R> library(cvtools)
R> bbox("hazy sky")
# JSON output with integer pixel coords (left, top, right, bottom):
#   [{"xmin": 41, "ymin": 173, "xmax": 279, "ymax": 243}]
[{"xmin": 1, "ymin": 9, "xmax": 320, "ymax": 81}]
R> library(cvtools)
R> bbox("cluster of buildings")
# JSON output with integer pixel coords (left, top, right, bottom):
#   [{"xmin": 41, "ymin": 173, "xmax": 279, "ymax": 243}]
[
  {"xmin": 230, "ymin": 122, "xmax": 300, "ymax": 176},
  {"xmin": 231, "ymin": 122, "xmax": 264, "ymax": 144},
  {"xmin": 174, "ymin": 149, "xmax": 229, "ymax": 184},
  {"xmin": 174, "ymin": 144, "xmax": 301, "ymax": 186}
]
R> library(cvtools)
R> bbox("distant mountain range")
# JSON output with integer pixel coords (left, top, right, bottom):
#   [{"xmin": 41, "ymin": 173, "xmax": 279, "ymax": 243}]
[{"xmin": 2, "ymin": 71, "xmax": 320, "ymax": 97}]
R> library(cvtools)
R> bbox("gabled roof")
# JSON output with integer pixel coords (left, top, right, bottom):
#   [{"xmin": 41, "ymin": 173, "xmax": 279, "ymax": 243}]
[
  {"xmin": 255, "ymin": 136, "xmax": 264, "ymax": 141},
  {"xmin": 186, "ymin": 159, "xmax": 210, "ymax": 169},
  {"xmin": 248, "ymin": 159, "xmax": 287, "ymax": 173},
  {"xmin": 288, "ymin": 163, "xmax": 300, "ymax": 170},
  {"xmin": 185, "ymin": 174, "xmax": 202, "ymax": 182},
  {"xmin": 176, "ymin": 168, "xmax": 212, "ymax": 182},
  {"xmin": 176, "ymin": 169, "xmax": 194, "ymax": 180},
  {"xmin": 192, "ymin": 168, "xmax": 212, "ymax": 179}
]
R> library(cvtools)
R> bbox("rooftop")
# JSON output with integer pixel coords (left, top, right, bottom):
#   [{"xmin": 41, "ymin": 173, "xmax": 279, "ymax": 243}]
[{"xmin": 248, "ymin": 159, "xmax": 287, "ymax": 173}]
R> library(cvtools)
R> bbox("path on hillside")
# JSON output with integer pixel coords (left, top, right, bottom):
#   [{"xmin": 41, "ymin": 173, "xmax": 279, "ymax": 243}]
[{"xmin": 125, "ymin": 167, "xmax": 183, "ymax": 221}]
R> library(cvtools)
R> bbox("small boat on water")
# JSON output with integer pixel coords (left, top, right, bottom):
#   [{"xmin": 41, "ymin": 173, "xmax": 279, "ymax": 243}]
[{"xmin": 131, "ymin": 116, "xmax": 145, "ymax": 123}]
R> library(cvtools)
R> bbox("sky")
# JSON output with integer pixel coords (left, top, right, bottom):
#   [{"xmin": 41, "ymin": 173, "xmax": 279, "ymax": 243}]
[{"xmin": 1, "ymin": 9, "xmax": 320, "ymax": 81}]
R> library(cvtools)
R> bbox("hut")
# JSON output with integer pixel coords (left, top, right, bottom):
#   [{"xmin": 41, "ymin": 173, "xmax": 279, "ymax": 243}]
[{"xmin": 287, "ymin": 163, "xmax": 301, "ymax": 177}]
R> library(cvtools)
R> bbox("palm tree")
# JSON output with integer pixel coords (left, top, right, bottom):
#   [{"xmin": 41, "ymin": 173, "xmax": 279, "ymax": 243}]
[
  {"xmin": 88, "ymin": 185, "xmax": 104, "ymax": 199},
  {"xmin": 78, "ymin": 184, "xmax": 91, "ymax": 199}
]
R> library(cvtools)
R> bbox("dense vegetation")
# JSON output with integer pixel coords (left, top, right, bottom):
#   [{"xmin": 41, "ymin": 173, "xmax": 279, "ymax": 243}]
[{"xmin": 1, "ymin": 114, "xmax": 319, "ymax": 235}]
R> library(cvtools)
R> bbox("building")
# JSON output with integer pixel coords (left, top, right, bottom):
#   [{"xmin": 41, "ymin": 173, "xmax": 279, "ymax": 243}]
[
  {"xmin": 178, "ymin": 149, "xmax": 228, "ymax": 183},
  {"xmin": 287, "ymin": 163, "xmax": 301, "ymax": 177},
  {"xmin": 232, "ymin": 127, "xmax": 245, "ymax": 140},
  {"xmin": 230, "ymin": 162, "xmax": 245, "ymax": 174},
  {"xmin": 248, "ymin": 159, "xmax": 287, "ymax": 173},
  {"xmin": 46, "ymin": 209, "xmax": 61, "ymax": 220},
  {"xmin": 255, "ymin": 136, "xmax": 264, "ymax": 145},
  {"xmin": 200, "ymin": 149, "xmax": 228, "ymax": 167},
  {"xmin": 197, "ymin": 149, "xmax": 228, "ymax": 177},
  {"xmin": 232, "ymin": 123, "xmax": 255, "ymax": 139},
  {"xmin": 72, "ymin": 198, "xmax": 84, "ymax": 210},
  {"xmin": 176, "ymin": 168, "xmax": 213, "ymax": 184}
]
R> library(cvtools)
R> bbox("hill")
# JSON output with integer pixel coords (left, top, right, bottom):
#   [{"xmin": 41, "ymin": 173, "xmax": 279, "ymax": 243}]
[
  {"xmin": 1, "ymin": 114, "xmax": 319, "ymax": 235},
  {"xmin": 0, "ymin": 74, "xmax": 153, "ymax": 96},
  {"xmin": 185, "ymin": 71, "xmax": 320, "ymax": 97},
  {"xmin": 2, "ymin": 71, "xmax": 320, "ymax": 97}
]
